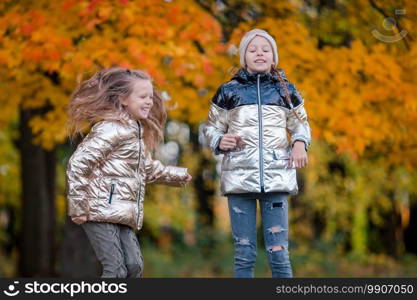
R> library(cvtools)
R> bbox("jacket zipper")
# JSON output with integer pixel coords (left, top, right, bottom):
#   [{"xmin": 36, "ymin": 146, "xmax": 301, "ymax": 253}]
[
  {"xmin": 108, "ymin": 184, "xmax": 115, "ymax": 204},
  {"xmin": 136, "ymin": 121, "xmax": 142, "ymax": 224},
  {"xmin": 257, "ymin": 74, "xmax": 265, "ymax": 192}
]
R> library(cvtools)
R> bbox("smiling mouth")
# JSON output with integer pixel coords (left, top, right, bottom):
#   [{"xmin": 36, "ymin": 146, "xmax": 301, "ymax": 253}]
[{"xmin": 254, "ymin": 60, "xmax": 266, "ymax": 63}]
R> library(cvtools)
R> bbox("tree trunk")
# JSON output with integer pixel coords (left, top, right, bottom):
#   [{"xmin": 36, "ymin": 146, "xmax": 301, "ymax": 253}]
[
  {"xmin": 18, "ymin": 108, "xmax": 56, "ymax": 276},
  {"xmin": 57, "ymin": 141, "xmax": 100, "ymax": 278},
  {"xmin": 404, "ymin": 201, "xmax": 417, "ymax": 255},
  {"xmin": 191, "ymin": 127, "xmax": 215, "ymax": 228},
  {"xmin": 58, "ymin": 218, "xmax": 100, "ymax": 278}
]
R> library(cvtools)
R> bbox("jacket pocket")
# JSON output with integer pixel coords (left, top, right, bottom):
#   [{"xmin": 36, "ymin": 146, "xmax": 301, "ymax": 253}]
[
  {"xmin": 108, "ymin": 183, "xmax": 115, "ymax": 204},
  {"xmin": 273, "ymin": 149, "xmax": 290, "ymax": 160},
  {"xmin": 228, "ymin": 150, "xmax": 243, "ymax": 159},
  {"xmin": 223, "ymin": 148, "xmax": 252, "ymax": 171},
  {"xmin": 270, "ymin": 149, "xmax": 290, "ymax": 169}
]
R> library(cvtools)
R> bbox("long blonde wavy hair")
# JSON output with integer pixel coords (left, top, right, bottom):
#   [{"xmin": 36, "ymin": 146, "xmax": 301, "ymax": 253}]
[{"xmin": 68, "ymin": 67, "xmax": 166, "ymax": 152}]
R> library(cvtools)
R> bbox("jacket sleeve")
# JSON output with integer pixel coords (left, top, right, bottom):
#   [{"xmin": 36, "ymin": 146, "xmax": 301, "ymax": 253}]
[
  {"xmin": 144, "ymin": 150, "xmax": 188, "ymax": 187},
  {"xmin": 66, "ymin": 121, "xmax": 126, "ymax": 217},
  {"xmin": 286, "ymin": 83, "xmax": 312, "ymax": 151},
  {"xmin": 203, "ymin": 85, "xmax": 229, "ymax": 155}
]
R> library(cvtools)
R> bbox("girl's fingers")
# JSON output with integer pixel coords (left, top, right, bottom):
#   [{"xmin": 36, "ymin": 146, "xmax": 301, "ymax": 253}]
[
  {"xmin": 223, "ymin": 137, "xmax": 236, "ymax": 144},
  {"xmin": 222, "ymin": 144, "xmax": 235, "ymax": 150},
  {"xmin": 72, "ymin": 215, "xmax": 87, "ymax": 224},
  {"xmin": 235, "ymin": 136, "xmax": 245, "ymax": 147},
  {"xmin": 225, "ymin": 136, "xmax": 237, "ymax": 142},
  {"xmin": 298, "ymin": 157, "xmax": 307, "ymax": 168},
  {"xmin": 290, "ymin": 155, "xmax": 308, "ymax": 168},
  {"xmin": 301, "ymin": 157, "xmax": 307, "ymax": 167},
  {"xmin": 293, "ymin": 157, "xmax": 304, "ymax": 168},
  {"xmin": 72, "ymin": 218, "xmax": 83, "ymax": 225},
  {"xmin": 288, "ymin": 156, "xmax": 294, "ymax": 168},
  {"xmin": 224, "ymin": 141, "xmax": 237, "ymax": 148},
  {"xmin": 220, "ymin": 139, "xmax": 237, "ymax": 150}
]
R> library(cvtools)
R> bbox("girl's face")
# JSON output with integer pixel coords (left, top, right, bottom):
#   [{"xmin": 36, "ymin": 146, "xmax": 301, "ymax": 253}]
[
  {"xmin": 245, "ymin": 36, "xmax": 274, "ymax": 73},
  {"xmin": 122, "ymin": 79, "xmax": 153, "ymax": 120}
]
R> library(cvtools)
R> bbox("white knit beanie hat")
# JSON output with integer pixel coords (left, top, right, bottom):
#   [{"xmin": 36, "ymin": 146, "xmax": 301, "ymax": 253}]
[{"xmin": 239, "ymin": 29, "xmax": 279, "ymax": 68}]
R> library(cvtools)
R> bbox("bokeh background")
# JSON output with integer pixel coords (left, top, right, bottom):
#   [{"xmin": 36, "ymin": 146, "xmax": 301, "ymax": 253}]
[{"xmin": 0, "ymin": 0, "xmax": 416, "ymax": 277}]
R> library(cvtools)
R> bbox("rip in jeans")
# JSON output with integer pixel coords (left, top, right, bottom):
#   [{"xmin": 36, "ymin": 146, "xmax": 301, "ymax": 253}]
[
  {"xmin": 267, "ymin": 225, "xmax": 286, "ymax": 253},
  {"xmin": 232, "ymin": 206, "xmax": 246, "ymax": 214}
]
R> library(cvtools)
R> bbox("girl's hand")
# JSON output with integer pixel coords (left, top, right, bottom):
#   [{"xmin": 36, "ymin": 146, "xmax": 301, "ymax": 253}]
[
  {"xmin": 289, "ymin": 141, "xmax": 308, "ymax": 168},
  {"xmin": 71, "ymin": 215, "xmax": 87, "ymax": 225},
  {"xmin": 183, "ymin": 174, "xmax": 192, "ymax": 185},
  {"xmin": 219, "ymin": 134, "xmax": 245, "ymax": 151}
]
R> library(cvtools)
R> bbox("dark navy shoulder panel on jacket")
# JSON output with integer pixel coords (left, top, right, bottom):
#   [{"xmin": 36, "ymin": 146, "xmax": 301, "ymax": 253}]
[
  {"xmin": 211, "ymin": 68, "xmax": 304, "ymax": 110},
  {"xmin": 211, "ymin": 85, "xmax": 227, "ymax": 109}
]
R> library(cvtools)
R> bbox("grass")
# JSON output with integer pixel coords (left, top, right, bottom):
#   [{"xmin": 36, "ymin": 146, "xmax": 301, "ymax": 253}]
[{"xmin": 140, "ymin": 235, "xmax": 417, "ymax": 278}]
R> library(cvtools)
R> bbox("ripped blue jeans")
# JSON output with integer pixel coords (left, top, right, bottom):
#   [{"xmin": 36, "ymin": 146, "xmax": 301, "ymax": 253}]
[{"xmin": 227, "ymin": 192, "xmax": 292, "ymax": 278}]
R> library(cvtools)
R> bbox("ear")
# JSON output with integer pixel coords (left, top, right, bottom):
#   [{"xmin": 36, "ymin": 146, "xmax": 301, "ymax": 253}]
[{"xmin": 120, "ymin": 97, "xmax": 128, "ymax": 106}]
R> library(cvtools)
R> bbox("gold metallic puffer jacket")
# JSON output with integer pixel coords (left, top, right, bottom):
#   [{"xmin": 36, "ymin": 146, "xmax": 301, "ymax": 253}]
[
  {"xmin": 66, "ymin": 118, "xmax": 188, "ymax": 230},
  {"xmin": 204, "ymin": 69, "xmax": 311, "ymax": 196}
]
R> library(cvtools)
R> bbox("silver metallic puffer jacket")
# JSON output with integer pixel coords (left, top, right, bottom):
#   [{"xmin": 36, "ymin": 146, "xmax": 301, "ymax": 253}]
[
  {"xmin": 204, "ymin": 69, "xmax": 311, "ymax": 195},
  {"xmin": 67, "ymin": 118, "xmax": 188, "ymax": 230}
]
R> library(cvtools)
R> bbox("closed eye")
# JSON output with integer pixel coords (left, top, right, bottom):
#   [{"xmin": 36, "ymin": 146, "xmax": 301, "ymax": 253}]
[{"xmin": 138, "ymin": 94, "xmax": 153, "ymax": 99}]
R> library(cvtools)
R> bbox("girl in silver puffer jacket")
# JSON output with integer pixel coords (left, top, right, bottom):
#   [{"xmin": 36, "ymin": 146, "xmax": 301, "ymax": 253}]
[
  {"xmin": 204, "ymin": 29, "xmax": 311, "ymax": 278},
  {"xmin": 67, "ymin": 67, "xmax": 191, "ymax": 278}
]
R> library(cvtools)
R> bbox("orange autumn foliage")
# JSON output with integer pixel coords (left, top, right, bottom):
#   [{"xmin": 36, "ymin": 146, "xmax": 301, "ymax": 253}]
[
  {"xmin": 0, "ymin": 0, "xmax": 228, "ymax": 149},
  {"xmin": 1, "ymin": 0, "xmax": 416, "ymax": 168}
]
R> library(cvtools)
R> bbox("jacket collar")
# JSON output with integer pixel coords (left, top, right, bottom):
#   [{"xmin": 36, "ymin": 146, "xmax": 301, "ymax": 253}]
[
  {"xmin": 119, "ymin": 112, "xmax": 143, "ymax": 138},
  {"xmin": 232, "ymin": 68, "xmax": 288, "ymax": 83}
]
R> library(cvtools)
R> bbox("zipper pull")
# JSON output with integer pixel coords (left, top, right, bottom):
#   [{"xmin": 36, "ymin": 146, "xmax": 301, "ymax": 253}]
[{"xmin": 108, "ymin": 183, "xmax": 115, "ymax": 204}]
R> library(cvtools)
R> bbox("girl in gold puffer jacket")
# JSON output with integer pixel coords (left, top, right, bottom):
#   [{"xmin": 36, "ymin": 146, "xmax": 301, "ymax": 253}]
[{"xmin": 67, "ymin": 67, "xmax": 191, "ymax": 277}]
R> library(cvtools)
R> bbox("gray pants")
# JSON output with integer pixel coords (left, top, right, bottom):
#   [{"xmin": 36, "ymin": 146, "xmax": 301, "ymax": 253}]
[{"xmin": 81, "ymin": 222, "xmax": 144, "ymax": 278}]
